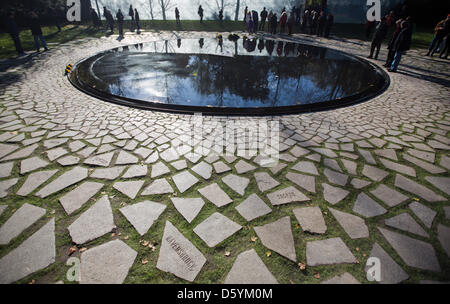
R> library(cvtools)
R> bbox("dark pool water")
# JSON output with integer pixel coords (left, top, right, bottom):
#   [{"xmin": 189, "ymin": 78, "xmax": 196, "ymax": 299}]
[{"xmin": 70, "ymin": 37, "xmax": 388, "ymax": 115}]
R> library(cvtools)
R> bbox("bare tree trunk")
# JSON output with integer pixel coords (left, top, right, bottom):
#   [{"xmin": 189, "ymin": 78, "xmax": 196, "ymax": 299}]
[
  {"xmin": 95, "ymin": 0, "xmax": 101, "ymax": 19},
  {"xmin": 160, "ymin": 0, "xmax": 167, "ymax": 20},
  {"xmin": 235, "ymin": 0, "xmax": 240, "ymax": 21},
  {"xmin": 149, "ymin": 0, "xmax": 154, "ymax": 20}
]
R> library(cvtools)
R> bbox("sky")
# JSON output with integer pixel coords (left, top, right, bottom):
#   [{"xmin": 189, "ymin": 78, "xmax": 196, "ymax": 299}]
[{"xmin": 90, "ymin": 0, "xmax": 403, "ymax": 23}]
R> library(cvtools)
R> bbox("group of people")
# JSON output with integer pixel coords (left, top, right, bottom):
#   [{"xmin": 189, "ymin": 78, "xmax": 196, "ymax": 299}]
[
  {"xmin": 426, "ymin": 14, "xmax": 450, "ymax": 59},
  {"xmin": 96, "ymin": 5, "xmax": 141, "ymax": 37},
  {"xmin": 242, "ymin": 6, "xmax": 334, "ymax": 37}
]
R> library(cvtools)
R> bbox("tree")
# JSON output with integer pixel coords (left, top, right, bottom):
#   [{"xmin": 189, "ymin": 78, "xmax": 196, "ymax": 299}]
[
  {"xmin": 234, "ymin": 0, "xmax": 240, "ymax": 21},
  {"xmin": 148, "ymin": 0, "xmax": 155, "ymax": 20},
  {"xmin": 159, "ymin": 0, "xmax": 175, "ymax": 21}
]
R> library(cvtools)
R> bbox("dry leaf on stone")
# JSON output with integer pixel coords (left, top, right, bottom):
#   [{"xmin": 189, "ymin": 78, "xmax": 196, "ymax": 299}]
[
  {"xmin": 68, "ymin": 246, "xmax": 77, "ymax": 255},
  {"xmin": 79, "ymin": 247, "xmax": 87, "ymax": 253}
]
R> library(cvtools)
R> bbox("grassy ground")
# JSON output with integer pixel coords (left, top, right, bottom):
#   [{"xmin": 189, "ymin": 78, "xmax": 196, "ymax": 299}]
[{"xmin": 0, "ymin": 20, "xmax": 435, "ymax": 59}]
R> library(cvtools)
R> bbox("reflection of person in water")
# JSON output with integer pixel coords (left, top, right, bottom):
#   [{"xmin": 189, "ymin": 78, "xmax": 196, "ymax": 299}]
[
  {"xmin": 177, "ymin": 39, "xmax": 181, "ymax": 48},
  {"xmin": 199, "ymin": 38, "xmax": 204, "ymax": 48},
  {"xmin": 266, "ymin": 39, "xmax": 275, "ymax": 56},
  {"xmin": 217, "ymin": 36, "xmax": 223, "ymax": 52},
  {"xmin": 258, "ymin": 39, "xmax": 265, "ymax": 53},
  {"xmin": 277, "ymin": 41, "xmax": 284, "ymax": 56}
]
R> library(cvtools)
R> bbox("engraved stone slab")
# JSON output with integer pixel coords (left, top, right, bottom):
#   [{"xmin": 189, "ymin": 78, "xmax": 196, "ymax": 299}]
[
  {"xmin": 194, "ymin": 212, "xmax": 242, "ymax": 247},
  {"xmin": 235, "ymin": 194, "xmax": 272, "ymax": 221},
  {"xmin": 157, "ymin": 221, "xmax": 206, "ymax": 282},
  {"xmin": 267, "ymin": 186, "xmax": 310, "ymax": 206},
  {"xmin": 254, "ymin": 216, "xmax": 296, "ymax": 262},
  {"xmin": 120, "ymin": 201, "xmax": 166, "ymax": 235},
  {"xmin": 224, "ymin": 249, "xmax": 278, "ymax": 284}
]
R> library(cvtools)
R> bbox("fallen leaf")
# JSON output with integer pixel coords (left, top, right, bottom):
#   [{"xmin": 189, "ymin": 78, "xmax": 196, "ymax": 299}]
[
  {"xmin": 142, "ymin": 241, "xmax": 149, "ymax": 246},
  {"xmin": 413, "ymin": 197, "xmax": 420, "ymax": 201},
  {"xmin": 355, "ymin": 259, "xmax": 360, "ymax": 264},
  {"xmin": 79, "ymin": 247, "xmax": 87, "ymax": 253},
  {"xmin": 110, "ymin": 233, "xmax": 115, "ymax": 237},
  {"xmin": 266, "ymin": 251, "xmax": 271, "ymax": 257},
  {"xmin": 224, "ymin": 251, "xmax": 231, "ymax": 257},
  {"xmin": 356, "ymin": 247, "xmax": 360, "ymax": 251},
  {"xmin": 50, "ymin": 210, "xmax": 56, "ymax": 214},
  {"xmin": 295, "ymin": 223, "xmax": 300, "ymax": 229},
  {"xmin": 141, "ymin": 258, "xmax": 148, "ymax": 265},
  {"xmin": 68, "ymin": 246, "xmax": 77, "ymax": 255},
  {"xmin": 251, "ymin": 236, "xmax": 258, "ymax": 242},
  {"xmin": 298, "ymin": 262, "xmax": 306, "ymax": 270},
  {"xmin": 314, "ymin": 272, "xmax": 321, "ymax": 279},
  {"xmin": 28, "ymin": 279, "xmax": 35, "ymax": 284}
]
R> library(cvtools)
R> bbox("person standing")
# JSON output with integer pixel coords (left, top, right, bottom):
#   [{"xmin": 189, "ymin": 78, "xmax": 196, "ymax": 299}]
[
  {"xmin": 301, "ymin": 10, "xmax": 309, "ymax": 32},
  {"xmin": 244, "ymin": 6, "xmax": 248, "ymax": 22},
  {"xmin": 260, "ymin": 7, "xmax": 268, "ymax": 31},
  {"xmin": 129, "ymin": 5, "xmax": 135, "ymax": 32},
  {"xmin": 219, "ymin": 9, "xmax": 224, "ymax": 23},
  {"xmin": 280, "ymin": 11, "xmax": 287, "ymax": 34},
  {"xmin": 439, "ymin": 16, "xmax": 450, "ymax": 59},
  {"xmin": 50, "ymin": 6, "xmax": 61, "ymax": 32},
  {"xmin": 270, "ymin": 13, "xmax": 278, "ymax": 35},
  {"xmin": 29, "ymin": 12, "xmax": 48, "ymax": 52},
  {"xmin": 426, "ymin": 15, "xmax": 449, "ymax": 56},
  {"xmin": 104, "ymin": 7, "xmax": 114, "ymax": 33},
  {"xmin": 91, "ymin": 8, "xmax": 100, "ymax": 28},
  {"xmin": 317, "ymin": 11, "xmax": 326, "ymax": 36},
  {"xmin": 116, "ymin": 9, "xmax": 124, "ymax": 37},
  {"xmin": 365, "ymin": 19, "xmax": 376, "ymax": 40},
  {"xmin": 252, "ymin": 10, "xmax": 259, "ymax": 33},
  {"xmin": 310, "ymin": 10, "xmax": 317, "ymax": 35},
  {"xmin": 198, "ymin": 5, "xmax": 204, "ymax": 23},
  {"xmin": 246, "ymin": 12, "xmax": 253, "ymax": 33},
  {"xmin": 324, "ymin": 12, "xmax": 334, "ymax": 38},
  {"xmin": 4, "ymin": 11, "xmax": 25, "ymax": 57},
  {"xmin": 175, "ymin": 7, "xmax": 180, "ymax": 25},
  {"xmin": 288, "ymin": 12, "xmax": 295, "ymax": 35},
  {"xmin": 368, "ymin": 16, "xmax": 389, "ymax": 59},
  {"xmin": 135, "ymin": 8, "xmax": 140, "ymax": 33},
  {"xmin": 384, "ymin": 18, "xmax": 403, "ymax": 67},
  {"xmin": 268, "ymin": 10, "xmax": 274, "ymax": 33},
  {"xmin": 389, "ymin": 20, "xmax": 413, "ymax": 72}
]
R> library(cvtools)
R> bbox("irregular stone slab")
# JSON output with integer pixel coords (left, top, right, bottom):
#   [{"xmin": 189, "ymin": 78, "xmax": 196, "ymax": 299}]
[
  {"xmin": 120, "ymin": 201, "xmax": 166, "ymax": 235},
  {"xmin": 151, "ymin": 161, "xmax": 170, "ymax": 178},
  {"xmin": 194, "ymin": 212, "xmax": 242, "ymax": 247},
  {"xmin": 329, "ymin": 207, "xmax": 369, "ymax": 239},
  {"xmin": 122, "ymin": 165, "xmax": 148, "ymax": 178},
  {"xmin": 69, "ymin": 140, "xmax": 86, "ymax": 152},
  {"xmin": 350, "ymin": 178, "xmax": 371, "ymax": 189},
  {"xmin": 91, "ymin": 166, "xmax": 126, "ymax": 180},
  {"xmin": 403, "ymin": 154, "xmax": 446, "ymax": 174},
  {"xmin": 171, "ymin": 197, "xmax": 205, "ymax": 223},
  {"xmin": 80, "ymin": 239, "xmax": 137, "ymax": 284},
  {"xmin": 68, "ymin": 196, "xmax": 115, "ymax": 244},
  {"xmin": 407, "ymin": 149, "xmax": 435, "ymax": 163},
  {"xmin": 365, "ymin": 243, "xmax": 409, "ymax": 284},
  {"xmin": 198, "ymin": 183, "xmax": 233, "ymax": 207},
  {"xmin": 1, "ymin": 143, "xmax": 37, "ymax": 161},
  {"xmin": 234, "ymin": 160, "xmax": 256, "ymax": 174},
  {"xmin": 324, "ymin": 158, "xmax": 343, "ymax": 172},
  {"xmin": 0, "ymin": 162, "xmax": 14, "ymax": 178},
  {"xmin": 171, "ymin": 159, "xmax": 187, "ymax": 171},
  {"xmin": 0, "ymin": 205, "xmax": 6, "ymax": 216},
  {"xmin": 358, "ymin": 149, "xmax": 377, "ymax": 164},
  {"xmin": 0, "ymin": 218, "xmax": 55, "ymax": 284},
  {"xmin": 362, "ymin": 165, "xmax": 389, "ymax": 182},
  {"xmin": 36, "ymin": 166, "xmax": 88, "ymax": 198},
  {"xmin": 84, "ymin": 152, "xmax": 114, "ymax": 167},
  {"xmin": 321, "ymin": 273, "xmax": 360, "ymax": 284},
  {"xmin": 57, "ymin": 155, "xmax": 80, "ymax": 166},
  {"xmin": 192, "ymin": 161, "xmax": 213, "ymax": 179},
  {"xmin": 269, "ymin": 162, "xmax": 287, "ymax": 175},
  {"xmin": 374, "ymin": 149, "xmax": 398, "ymax": 161},
  {"xmin": 172, "ymin": 170, "xmax": 199, "ymax": 193},
  {"xmin": 222, "ymin": 174, "xmax": 249, "ymax": 196},
  {"xmin": 20, "ymin": 157, "xmax": 49, "ymax": 174},
  {"xmin": 46, "ymin": 147, "xmax": 68, "ymax": 161},
  {"xmin": 440, "ymin": 155, "xmax": 450, "ymax": 170},
  {"xmin": 378, "ymin": 227, "xmax": 440, "ymax": 272},
  {"xmin": 0, "ymin": 203, "xmax": 46, "ymax": 245},
  {"xmin": 324, "ymin": 168, "xmax": 348, "ymax": 186},
  {"xmin": 59, "ymin": 182, "xmax": 104, "ymax": 215},
  {"xmin": 289, "ymin": 146, "xmax": 310, "ymax": 157},
  {"xmin": 141, "ymin": 178, "xmax": 174, "ymax": 195},
  {"xmin": 0, "ymin": 143, "xmax": 19, "ymax": 160},
  {"xmin": 157, "ymin": 221, "xmax": 206, "ymax": 282},
  {"xmin": 213, "ymin": 161, "xmax": 231, "ymax": 174},
  {"xmin": 370, "ymin": 184, "xmax": 409, "ymax": 208},
  {"xmin": 409, "ymin": 202, "xmax": 436, "ymax": 229},
  {"xmin": 0, "ymin": 178, "xmax": 18, "ymax": 198},
  {"xmin": 444, "ymin": 206, "xmax": 450, "ymax": 220},
  {"xmin": 306, "ymin": 237, "xmax": 357, "ymax": 266},
  {"xmin": 437, "ymin": 224, "xmax": 450, "ymax": 257},
  {"xmin": 322, "ymin": 183, "xmax": 349, "ymax": 205},
  {"xmin": 235, "ymin": 194, "xmax": 272, "ymax": 221},
  {"xmin": 425, "ymin": 176, "xmax": 450, "ymax": 196},
  {"xmin": 291, "ymin": 161, "xmax": 319, "ymax": 176},
  {"xmin": 380, "ymin": 158, "xmax": 416, "ymax": 177},
  {"xmin": 254, "ymin": 172, "xmax": 280, "ymax": 192},
  {"xmin": 115, "ymin": 150, "xmax": 139, "ymax": 165},
  {"xmin": 224, "ymin": 249, "xmax": 278, "ymax": 284},
  {"xmin": 254, "ymin": 216, "xmax": 296, "ymax": 262},
  {"xmin": 395, "ymin": 174, "xmax": 446, "ymax": 202},
  {"xmin": 286, "ymin": 172, "xmax": 316, "ymax": 193},
  {"xmin": 385, "ymin": 213, "xmax": 429, "ymax": 238},
  {"xmin": 113, "ymin": 180, "xmax": 144, "ymax": 199},
  {"xmin": 293, "ymin": 207, "xmax": 327, "ymax": 234},
  {"xmin": 160, "ymin": 147, "xmax": 179, "ymax": 162},
  {"xmin": 17, "ymin": 169, "xmax": 58, "ymax": 196},
  {"xmin": 353, "ymin": 193, "xmax": 387, "ymax": 218},
  {"xmin": 311, "ymin": 148, "xmax": 337, "ymax": 158},
  {"xmin": 267, "ymin": 186, "xmax": 309, "ymax": 206},
  {"xmin": 341, "ymin": 159, "xmax": 357, "ymax": 175},
  {"xmin": 43, "ymin": 138, "xmax": 68, "ymax": 149}
]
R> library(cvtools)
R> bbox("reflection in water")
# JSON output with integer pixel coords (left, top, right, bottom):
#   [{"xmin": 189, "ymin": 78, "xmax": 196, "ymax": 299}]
[{"xmin": 75, "ymin": 38, "xmax": 385, "ymax": 109}]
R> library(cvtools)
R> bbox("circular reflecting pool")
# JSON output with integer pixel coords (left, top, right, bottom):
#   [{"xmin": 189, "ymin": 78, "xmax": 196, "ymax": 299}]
[{"xmin": 69, "ymin": 37, "xmax": 389, "ymax": 115}]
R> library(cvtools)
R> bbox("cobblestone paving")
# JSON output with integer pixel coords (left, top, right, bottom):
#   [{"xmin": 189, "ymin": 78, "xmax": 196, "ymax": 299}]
[{"xmin": 0, "ymin": 30, "xmax": 449, "ymax": 284}]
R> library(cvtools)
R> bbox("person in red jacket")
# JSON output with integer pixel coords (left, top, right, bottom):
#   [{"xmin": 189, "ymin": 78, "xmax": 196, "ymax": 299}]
[{"xmin": 279, "ymin": 11, "xmax": 287, "ymax": 34}]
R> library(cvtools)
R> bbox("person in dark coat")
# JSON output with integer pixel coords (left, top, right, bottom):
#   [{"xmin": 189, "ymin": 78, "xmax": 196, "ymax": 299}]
[
  {"xmin": 310, "ymin": 10, "xmax": 317, "ymax": 35},
  {"xmin": 129, "ymin": 5, "xmax": 135, "ymax": 32},
  {"xmin": 270, "ymin": 13, "xmax": 278, "ymax": 35},
  {"xmin": 439, "ymin": 16, "xmax": 450, "ymax": 59},
  {"xmin": 260, "ymin": 8, "xmax": 268, "ymax": 31},
  {"xmin": 91, "ymin": 8, "xmax": 100, "ymax": 28},
  {"xmin": 243, "ymin": 6, "xmax": 248, "ymax": 22},
  {"xmin": 116, "ymin": 9, "xmax": 124, "ymax": 37},
  {"xmin": 365, "ymin": 20, "xmax": 376, "ymax": 40},
  {"xmin": 252, "ymin": 10, "xmax": 259, "ymax": 33},
  {"xmin": 384, "ymin": 18, "xmax": 403, "ymax": 67},
  {"xmin": 426, "ymin": 15, "xmax": 450, "ymax": 56},
  {"xmin": 301, "ymin": 10, "xmax": 309, "ymax": 32},
  {"xmin": 368, "ymin": 17, "xmax": 389, "ymax": 59},
  {"xmin": 104, "ymin": 7, "xmax": 114, "ymax": 33},
  {"xmin": 49, "ymin": 7, "xmax": 61, "ymax": 32},
  {"xmin": 4, "ymin": 11, "xmax": 25, "ymax": 56},
  {"xmin": 389, "ymin": 20, "xmax": 413, "ymax": 72},
  {"xmin": 175, "ymin": 7, "xmax": 180, "ymax": 25},
  {"xmin": 288, "ymin": 12, "xmax": 295, "ymax": 35},
  {"xmin": 135, "ymin": 9, "xmax": 140, "ymax": 32},
  {"xmin": 324, "ymin": 12, "xmax": 334, "ymax": 37},
  {"xmin": 29, "ymin": 12, "xmax": 48, "ymax": 52},
  {"xmin": 317, "ymin": 11, "xmax": 326, "ymax": 36},
  {"xmin": 219, "ymin": 9, "xmax": 224, "ymax": 23},
  {"xmin": 198, "ymin": 5, "xmax": 204, "ymax": 23}
]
